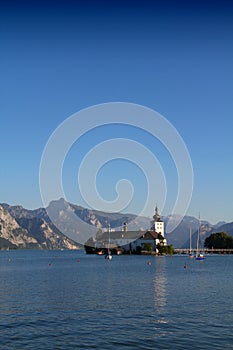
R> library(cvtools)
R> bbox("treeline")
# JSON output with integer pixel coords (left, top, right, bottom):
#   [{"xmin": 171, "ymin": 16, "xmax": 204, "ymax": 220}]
[{"xmin": 204, "ymin": 232, "xmax": 233, "ymax": 249}]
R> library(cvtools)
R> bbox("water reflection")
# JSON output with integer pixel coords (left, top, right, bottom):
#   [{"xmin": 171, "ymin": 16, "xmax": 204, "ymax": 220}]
[{"xmin": 153, "ymin": 258, "xmax": 168, "ymax": 326}]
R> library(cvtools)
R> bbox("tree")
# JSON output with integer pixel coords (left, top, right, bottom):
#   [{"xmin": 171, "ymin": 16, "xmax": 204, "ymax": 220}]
[
  {"xmin": 204, "ymin": 232, "xmax": 233, "ymax": 249},
  {"xmin": 157, "ymin": 244, "xmax": 174, "ymax": 255},
  {"xmin": 143, "ymin": 243, "xmax": 153, "ymax": 251}
]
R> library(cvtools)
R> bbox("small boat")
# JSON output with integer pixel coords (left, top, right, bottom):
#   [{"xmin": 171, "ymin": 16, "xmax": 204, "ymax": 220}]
[
  {"xmin": 196, "ymin": 215, "xmax": 205, "ymax": 260},
  {"xmin": 105, "ymin": 224, "xmax": 112, "ymax": 260},
  {"xmin": 196, "ymin": 253, "xmax": 205, "ymax": 260},
  {"xmin": 105, "ymin": 254, "xmax": 112, "ymax": 260},
  {"xmin": 97, "ymin": 250, "xmax": 105, "ymax": 255}
]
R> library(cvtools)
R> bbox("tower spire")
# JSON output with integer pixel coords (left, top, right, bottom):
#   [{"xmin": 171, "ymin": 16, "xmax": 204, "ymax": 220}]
[{"xmin": 153, "ymin": 204, "xmax": 161, "ymax": 222}]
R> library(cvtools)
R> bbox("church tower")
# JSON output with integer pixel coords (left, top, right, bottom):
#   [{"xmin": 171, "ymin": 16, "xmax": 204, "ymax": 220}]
[{"xmin": 153, "ymin": 205, "xmax": 165, "ymax": 238}]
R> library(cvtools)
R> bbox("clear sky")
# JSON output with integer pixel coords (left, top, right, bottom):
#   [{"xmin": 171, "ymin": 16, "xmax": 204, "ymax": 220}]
[{"xmin": 1, "ymin": 0, "xmax": 233, "ymax": 224}]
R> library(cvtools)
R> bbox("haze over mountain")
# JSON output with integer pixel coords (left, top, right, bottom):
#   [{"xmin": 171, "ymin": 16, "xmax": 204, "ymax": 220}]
[{"xmin": 0, "ymin": 199, "xmax": 232, "ymax": 249}]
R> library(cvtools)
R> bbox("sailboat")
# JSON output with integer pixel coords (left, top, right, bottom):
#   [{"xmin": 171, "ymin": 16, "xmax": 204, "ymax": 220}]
[
  {"xmin": 189, "ymin": 227, "xmax": 194, "ymax": 258},
  {"xmin": 105, "ymin": 224, "xmax": 112, "ymax": 260},
  {"xmin": 196, "ymin": 215, "xmax": 205, "ymax": 260}
]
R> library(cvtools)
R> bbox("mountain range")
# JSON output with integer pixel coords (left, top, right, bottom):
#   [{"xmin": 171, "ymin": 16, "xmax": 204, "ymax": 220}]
[{"xmin": 0, "ymin": 198, "xmax": 232, "ymax": 249}]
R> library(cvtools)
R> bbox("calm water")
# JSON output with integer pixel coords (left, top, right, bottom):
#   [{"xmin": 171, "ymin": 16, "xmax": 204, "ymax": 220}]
[{"xmin": 0, "ymin": 251, "xmax": 233, "ymax": 350}]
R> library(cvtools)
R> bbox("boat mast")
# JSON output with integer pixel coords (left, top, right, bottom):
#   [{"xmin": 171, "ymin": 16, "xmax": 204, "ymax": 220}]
[
  {"xmin": 197, "ymin": 214, "xmax": 200, "ymax": 254},
  {"xmin": 189, "ymin": 227, "xmax": 192, "ymax": 253},
  {"xmin": 105, "ymin": 223, "xmax": 113, "ymax": 260},
  {"xmin": 108, "ymin": 223, "xmax": 111, "ymax": 254}
]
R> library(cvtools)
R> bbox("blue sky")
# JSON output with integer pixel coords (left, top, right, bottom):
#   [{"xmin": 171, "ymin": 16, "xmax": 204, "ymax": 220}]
[{"xmin": 1, "ymin": 0, "xmax": 233, "ymax": 224}]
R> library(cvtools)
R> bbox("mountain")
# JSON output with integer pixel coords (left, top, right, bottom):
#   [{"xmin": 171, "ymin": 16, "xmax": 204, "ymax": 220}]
[
  {"xmin": 45, "ymin": 198, "xmax": 151, "ymax": 246},
  {"xmin": 180, "ymin": 222, "xmax": 215, "ymax": 249},
  {"xmin": 1, "ymin": 203, "xmax": 48, "ymax": 220},
  {"xmin": 166, "ymin": 219, "xmax": 233, "ymax": 249},
  {"xmin": 1, "ymin": 199, "xmax": 232, "ymax": 249},
  {"xmin": 214, "ymin": 222, "xmax": 233, "ymax": 237},
  {"xmin": 0, "ymin": 203, "xmax": 80, "ymax": 250},
  {"xmin": 0, "ymin": 205, "xmax": 38, "ymax": 249},
  {"xmin": 214, "ymin": 221, "xmax": 227, "ymax": 229}
]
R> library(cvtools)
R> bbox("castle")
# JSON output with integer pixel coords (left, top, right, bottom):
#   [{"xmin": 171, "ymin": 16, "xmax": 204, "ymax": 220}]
[{"xmin": 87, "ymin": 205, "xmax": 167, "ymax": 255}]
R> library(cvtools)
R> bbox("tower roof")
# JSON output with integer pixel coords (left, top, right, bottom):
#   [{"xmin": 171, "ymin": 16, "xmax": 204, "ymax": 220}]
[{"xmin": 153, "ymin": 205, "xmax": 161, "ymax": 222}]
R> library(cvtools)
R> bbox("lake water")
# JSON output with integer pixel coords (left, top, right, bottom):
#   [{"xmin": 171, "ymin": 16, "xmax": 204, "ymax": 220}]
[{"xmin": 0, "ymin": 250, "xmax": 233, "ymax": 349}]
